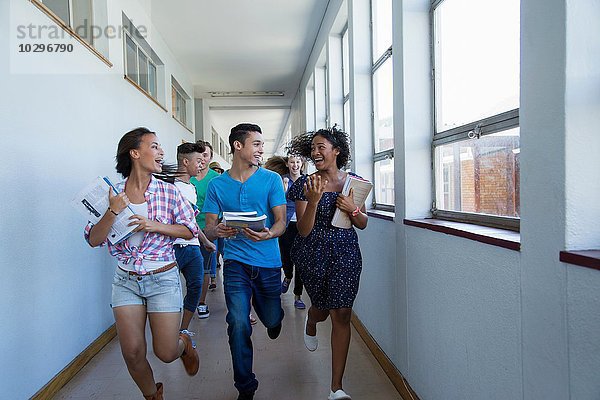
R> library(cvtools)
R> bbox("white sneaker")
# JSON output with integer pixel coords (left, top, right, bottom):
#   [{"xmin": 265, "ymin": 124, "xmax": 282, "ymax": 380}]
[
  {"xmin": 303, "ymin": 315, "xmax": 318, "ymax": 351},
  {"xmin": 197, "ymin": 304, "xmax": 210, "ymax": 319},
  {"xmin": 328, "ymin": 389, "xmax": 351, "ymax": 400}
]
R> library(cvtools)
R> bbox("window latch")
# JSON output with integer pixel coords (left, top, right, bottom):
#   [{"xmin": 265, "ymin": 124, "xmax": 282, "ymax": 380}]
[{"xmin": 468, "ymin": 123, "xmax": 483, "ymax": 139}]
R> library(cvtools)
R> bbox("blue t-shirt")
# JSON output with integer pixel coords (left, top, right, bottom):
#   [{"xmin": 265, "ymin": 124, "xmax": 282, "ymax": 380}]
[{"xmin": 203, "ymin": 167, "xmax": 286, "ymax": 268}]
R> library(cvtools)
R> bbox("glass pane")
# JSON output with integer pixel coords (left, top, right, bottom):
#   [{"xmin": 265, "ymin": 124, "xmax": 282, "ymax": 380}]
[
  {"xmin": 343, "ymin": 99, "xmax": 350, "ymax": 135},
  {"xmin": 180, "ymin": 97, "xmax": 186, "ymax": 125},
  {"xmin": 434, "ymin": 128, "xmax": 520, "ymax": 217},
  {"xmin": 212, "ymin": 131, "xmax": 219, "ymax": 150},
  {"xmin": 305, "ymin": 82, "xmax": 315, "ymax": 132},
  {"xmin": 43, "ymin": 0, "xmax": 70, "ymax": 25},
  {"xmin": 434, "ymin": 0, "xmax": 520, "ymax": 131},
  {"xmin": 175, "ymin": 93, "xmax": 186, "ymax": 125},
  {"xmin": 138, "ymin": 49, "xmax": 148, "ymax": 91},
  {"xmin": 371, "ymin": 0, "xmax": 392, "ymax": 62},
  {"xmin": 125, "ymin": 35, "xmax": 138, "ymax": 84},
  {"xmin": 148, "ymin": 63, "xmax": 157, "ymax": 98},
  {"xmin": 373, "ymin": 59, "xmax": 393, "ymax": 152},
  {"xmin": 71, "ymin": 0, "xmax": 93, "ymax": 45},
  {"xmin": 375, "ymin": 158, "xmax": 394, "ymax": 206},
  {"xmin": 171, "ymin": 87, "xmax": 177, "ymax": 116},
  {"xmin": 342, "ymin": 29, "xmax": 350, "ymax": 97}
]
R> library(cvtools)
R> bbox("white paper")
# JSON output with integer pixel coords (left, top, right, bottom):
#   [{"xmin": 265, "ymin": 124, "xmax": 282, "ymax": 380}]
[{"xmin": 72, "ymin": 177, "xmax": 136, "ymax": 245}]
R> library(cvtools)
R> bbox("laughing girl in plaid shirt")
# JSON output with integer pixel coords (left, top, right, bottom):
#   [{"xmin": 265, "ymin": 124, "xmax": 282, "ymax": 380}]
[{"xmin": 84, "ymin": 127, "xmax": 200, "ymax": 400}]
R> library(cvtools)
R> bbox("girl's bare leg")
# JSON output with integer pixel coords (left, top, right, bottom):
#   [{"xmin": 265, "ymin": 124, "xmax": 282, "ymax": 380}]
[
  {"xmin": 329, "ymin": 308, "xmax": 352, "ymax": 392},
  {"xmin": 113, "ymin": 305, "xmax": 157, "ymax": 396}
]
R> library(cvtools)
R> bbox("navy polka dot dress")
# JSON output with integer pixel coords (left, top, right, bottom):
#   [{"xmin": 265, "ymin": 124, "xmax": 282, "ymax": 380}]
[{"xmin": 288, "ymin": 173, "xmax": 363, "ymax": 310}]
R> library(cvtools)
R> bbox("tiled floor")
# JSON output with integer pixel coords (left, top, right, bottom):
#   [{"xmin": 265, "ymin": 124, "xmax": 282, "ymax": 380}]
[{"xmin": 54, "ymin": 270, "xmax": 401, "ymax": 400}]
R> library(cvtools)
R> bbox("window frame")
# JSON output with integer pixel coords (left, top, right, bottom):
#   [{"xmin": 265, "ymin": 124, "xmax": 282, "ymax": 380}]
[
  {"xmin": 430, "ymin": 0, "xmax": 520, "ymax": 231},
  {"xmin": 370, "ymin": 0, "xmax": 394, "ymax": 212}
]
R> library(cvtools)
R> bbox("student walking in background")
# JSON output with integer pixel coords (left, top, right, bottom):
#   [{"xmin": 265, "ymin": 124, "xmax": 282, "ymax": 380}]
[
  {"xmin": 286, "ymin": 127, "xmax": 368, "ymax": 400},
  {"xmin": 84, "ymin": 127, "xmax": 199, "ymax": 400},
  {"xmin": 173, "ymin": 142, "xmax": 216, "ymax": 335},
  {"xmin": 190, "ymin": 141, "xmax": 218, "ymax": 319},
  {"xmin": 264, "ymin": 155, "xmax": 307, "ymax": 309},
  {"xmin": 208, "ymin": 160, "xmax": 225, "ymax": 275},
  {"xmin": 279, "ymin": 154, "xmax": 307, "ymax": 309},
  {"xmin": 204, "ymin": 123, "xmax": 286, "ymax": 400}
]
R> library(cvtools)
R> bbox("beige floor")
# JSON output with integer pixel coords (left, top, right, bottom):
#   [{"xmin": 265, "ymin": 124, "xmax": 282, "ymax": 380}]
[{"xmin": 54, "ymin": 270, "xmax": 401, "ymax": 400}]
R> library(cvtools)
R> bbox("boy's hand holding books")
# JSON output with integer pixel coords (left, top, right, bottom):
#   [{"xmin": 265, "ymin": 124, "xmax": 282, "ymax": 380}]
[
  {"xmin": 214, "ymin": 223, "xmax": 240, "ymax": 239},
  {"xmin": 218, "ymin": 211, "xmax": 269, "ymax": 240},
  {"xmin": 242, "ymin": 227, "xmax": 274, "ymax": 242}
]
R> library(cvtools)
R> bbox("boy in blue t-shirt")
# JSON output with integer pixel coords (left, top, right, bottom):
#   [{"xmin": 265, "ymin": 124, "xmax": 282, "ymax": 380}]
[{"xmin": 203, "ymin": 123, "xmax": 286, "ymax": 400}]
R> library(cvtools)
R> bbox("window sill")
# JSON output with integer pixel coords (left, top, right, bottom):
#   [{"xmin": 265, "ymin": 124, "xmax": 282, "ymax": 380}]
[
  {"xmin": 559, "ymin": 250, "xmax": 600, "ymax": 271},
  {"xmin": 124, "ymin": 76, "xmax": 168, "ymax": 113},
  {"xmin": 172, "ymin": 115, "xmax": 194, "ymax": 134},
  {"xmin": 30, "ymin": 0, "xmax": 112, "ymax": 68},
  {"xmin": 403, "ymin": 218, "xmax": 520, "ymax": 251},
  {"xmin": 367, "ymin": 209, "xmax": 395, "ymax": 222}
]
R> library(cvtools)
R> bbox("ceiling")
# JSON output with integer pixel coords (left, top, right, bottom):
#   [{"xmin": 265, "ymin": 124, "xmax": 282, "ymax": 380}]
[{"xmin": 148, "ymin": 0, "xmax": 330, "ymax": 158}]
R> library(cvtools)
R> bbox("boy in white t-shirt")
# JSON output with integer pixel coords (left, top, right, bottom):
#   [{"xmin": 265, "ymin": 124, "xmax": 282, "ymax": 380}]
[{"xmin": 174, "ymin": 142, "xmax": 217, "ymax": 334}]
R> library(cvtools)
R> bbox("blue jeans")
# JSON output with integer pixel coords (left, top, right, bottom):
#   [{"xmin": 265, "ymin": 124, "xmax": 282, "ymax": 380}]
[
  {"xmin": 174, "ymin": 245, "xmax": 204, "ymax": 312},
  {"xmin": 223, "ymin": 260, "xmax": 284, "ymax": 394},
  {"xmin": 200, "ymin": 241, "xmax": 217, "ymax": 278}
]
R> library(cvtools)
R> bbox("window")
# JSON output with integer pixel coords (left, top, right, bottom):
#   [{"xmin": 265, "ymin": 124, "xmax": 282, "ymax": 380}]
[
  {"xmin": 123, "ymin": 14, "xmax": 163, "ymax": 105},
  {"xmin": 171, "ymin": 77, "xmax": 190, "ymax": 128},
  {"xmin": 342, "ymin": 25, "xmax": 351, "ymax": 133},
  {"xmin": 371, "ymin": 0, "xmax": 394, "ymax": 209},
  {"xmin": 432, "ymin": 0, "xmax": 520, "ymax": 229},
  {"xmin": 211, "ymin": 128, "xmax": 219, "ymax": 152},
  {"xmin": 219, "ymin": 138, "xmax": 226, "ymax": 158},
  {"xmin": 305, "ymin": 74, "xmax": 316, "ymax": 132},
  {"xmin": 124, "ymin": 31, "xmax": 158, "ymax": 99},
  {"xmin": 315, "ymin": 64, "xmax": 328, "ymax": 129}
]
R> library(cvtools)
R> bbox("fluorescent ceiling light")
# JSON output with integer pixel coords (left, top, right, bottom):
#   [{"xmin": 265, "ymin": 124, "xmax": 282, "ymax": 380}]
[{"xmin": 209, "ymin": 91, "xmax": 284, "ymax": 97}]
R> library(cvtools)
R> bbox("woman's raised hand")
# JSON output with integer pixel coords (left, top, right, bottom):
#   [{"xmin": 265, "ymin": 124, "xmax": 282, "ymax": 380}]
[{"xmin": 304, "ymin": 174, "xmax": 328, "ymax": 205}]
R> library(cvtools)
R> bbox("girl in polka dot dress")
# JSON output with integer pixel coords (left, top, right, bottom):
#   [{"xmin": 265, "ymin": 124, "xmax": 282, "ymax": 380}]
[{"xmin": 286, "ymin": 127, "xmax": 368, "ymax": 400}]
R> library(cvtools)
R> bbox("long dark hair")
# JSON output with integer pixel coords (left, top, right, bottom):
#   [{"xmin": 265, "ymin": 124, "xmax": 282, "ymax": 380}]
[
  {"xmin": 286, "ymin": 126, "xmax": 351, "ymax": 170},
  {"xmin": 264, "ymin": 155, "xmax": 289, "ymax": 176},
  {"xmin": 115, "ymin": 127, "xmax": 180, "ymax": 182}
]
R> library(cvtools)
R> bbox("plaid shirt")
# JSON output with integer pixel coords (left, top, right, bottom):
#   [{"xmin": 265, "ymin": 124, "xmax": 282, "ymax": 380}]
[{"xmin": 84, "ymin": 176, "xmax": 198, "ymax": 274}]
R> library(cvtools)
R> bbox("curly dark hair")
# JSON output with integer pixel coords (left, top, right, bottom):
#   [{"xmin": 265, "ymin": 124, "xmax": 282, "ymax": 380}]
[{"xmin": 286, "ymin": 126, "xmax": 351, "ymax": 170}]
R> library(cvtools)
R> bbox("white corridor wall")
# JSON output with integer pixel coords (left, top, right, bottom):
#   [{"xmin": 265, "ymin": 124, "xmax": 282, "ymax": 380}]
[
  {"xmin": 293, "ymin": 0, "xmax": 600, "ymax": 399},
  {"xmin": 1, "ymin": 1, "xmax": 196, "ymax": 398}
]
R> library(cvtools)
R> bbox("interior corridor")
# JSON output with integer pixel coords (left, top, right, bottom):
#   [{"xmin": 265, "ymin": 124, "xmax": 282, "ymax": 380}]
[{"xmin": 54, "ymin": 269, "xmax": 402, "ymax": 400}]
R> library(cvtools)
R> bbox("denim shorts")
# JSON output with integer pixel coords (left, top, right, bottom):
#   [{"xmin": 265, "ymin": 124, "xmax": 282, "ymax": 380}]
[{"xmin": 111, "ymin": 266, "xmax": 183, "ymax": 312}]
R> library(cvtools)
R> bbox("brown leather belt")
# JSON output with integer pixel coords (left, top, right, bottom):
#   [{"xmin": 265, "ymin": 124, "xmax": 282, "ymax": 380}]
[{"xmin": 119, "ymin": 261, "xmax": 177, "ymax": 277}]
